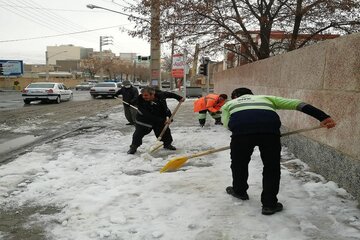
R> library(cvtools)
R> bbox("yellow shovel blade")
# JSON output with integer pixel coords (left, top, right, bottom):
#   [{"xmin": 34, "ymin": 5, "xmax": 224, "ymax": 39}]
[{"xmin": 160, "ymin": 156, "xmax": 189, "ymax": 173}]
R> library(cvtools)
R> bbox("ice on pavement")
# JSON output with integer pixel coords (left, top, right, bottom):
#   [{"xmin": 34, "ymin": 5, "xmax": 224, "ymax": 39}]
[{"xmin": 0, "ymin": 99, "xmax": 359, "ymax": 240}]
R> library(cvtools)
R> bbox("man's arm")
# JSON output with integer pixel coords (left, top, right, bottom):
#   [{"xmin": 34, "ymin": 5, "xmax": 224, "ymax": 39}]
[
  {"xmin": 221, "ymin": 102, "xmax": 230, "ymax": 128},
  {"xmin": 161, "ymin": 91, "xmax": 185, "ymax": 102},
  {"xmin": 267, "ymin": 95, "xmax": 336, "ymax": 129},
  {"xmin": 298, "ymin": 103, "xmax": 336, "ymax": 128},
  {"xmin": 130, "ymin": 87, "xmax": 139, "ymax": 104}
]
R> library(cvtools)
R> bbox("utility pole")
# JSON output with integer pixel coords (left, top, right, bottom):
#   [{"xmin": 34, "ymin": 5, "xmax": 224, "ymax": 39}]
[
  {"xmin": 191, "ymin": 44, "xmax": 200, "ymax": 85},
  {"xmin": 150, "ymin": 0, "xmax": 161, "ymax": 89},
  {"xmin": 45, "ymin": 51, "xmax": 49, "ymax": 82},
  {"xmin": 169, "ymin": 33, "xmax": 175, "ymax": 90},
  {"xmin": 99, "ymin": 36, "xmax": 113, "ymax": 81}
]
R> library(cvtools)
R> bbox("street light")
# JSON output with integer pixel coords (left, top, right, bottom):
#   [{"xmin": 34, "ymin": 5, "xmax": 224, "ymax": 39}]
[
  {"xmin": 86, "ymin": 3, "xmax": 160, "ymax": 89},
  {"xmin": 86, "ymin": 4, "xmax": 150, "ymax": 23},
  {"xmin": 46, "ymin": 51, "xmax": 68, "ymax": 81}
]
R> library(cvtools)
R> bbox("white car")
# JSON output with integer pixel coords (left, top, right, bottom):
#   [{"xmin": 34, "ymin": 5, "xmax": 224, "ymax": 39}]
[
  {"xmin": 22, "ymin": 82, "xmax": 73, "ymax": 104},
  {"xmin": 90, "ymin": 82, "xmax": 120, "ymax": 98},
  {"xmin": 75, "ymin": 82, "xmax": 95, "ymax": 91}
]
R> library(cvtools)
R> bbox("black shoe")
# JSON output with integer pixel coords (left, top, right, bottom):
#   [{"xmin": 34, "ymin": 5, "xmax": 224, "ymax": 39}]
[
  {"xmin": 126, "ymin": 122, "xmax": 134, "ymax": 125},
  {"xmin": 164, "ymin": 144, "xmax": 176, "ymax": 150},
  {"xmin": 127, "ymin": 146, "xmax": 137, "ymax": 154},
  {"xmin": 214, "ymin": 118, "xmax": 223, "ymax": 125},
  {"xmin": 226, "ymin": 186, "xmax": 249, "ymax": 200},
  {"xmin": 262, "ymin": 202, "xmax": 283, "ymax": 215},
  {"xmin": 199, "ymin": 119, "xmax": 206, "ymax": 127}
]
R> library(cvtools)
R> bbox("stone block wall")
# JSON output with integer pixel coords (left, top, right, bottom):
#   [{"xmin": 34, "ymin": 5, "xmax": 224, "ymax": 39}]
[{"xmin": 213, "ymin": 33, "xmax": 360, "ymax": 203}]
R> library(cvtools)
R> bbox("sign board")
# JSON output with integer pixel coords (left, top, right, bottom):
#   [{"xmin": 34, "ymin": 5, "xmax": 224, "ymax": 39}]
[
  {"xmin": 0, "ymin": 60, "xmax": 23, "ymax": 76},
  {"xmin": 171, "ymin": 54, "xmax": 184, "ymax": 78}
]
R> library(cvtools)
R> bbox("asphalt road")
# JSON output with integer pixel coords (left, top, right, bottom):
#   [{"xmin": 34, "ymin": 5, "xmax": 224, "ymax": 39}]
[
  {"xmin": 0, "ymin": 92, "xmax": 121, "ymax": 163},
  {"xmin": 0, "ymin": 90, "xmax": 93, "ymax": 111}
]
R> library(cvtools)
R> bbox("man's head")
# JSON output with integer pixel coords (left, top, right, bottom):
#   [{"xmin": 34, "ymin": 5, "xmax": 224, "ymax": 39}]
[
  {"xmin": 231, "ymin": 88, "xmax": 253, "ymax": 99},
  {"xmin": 141, "ymin": 86, "xmax": 156, "ymax": 101},
  {"xmin": 123, "ymin": 80, "xmax": 132, "ymax": 88},
  {"xmin": 219, "ymin": 94, "xmax": 228, "ymax": 102}
]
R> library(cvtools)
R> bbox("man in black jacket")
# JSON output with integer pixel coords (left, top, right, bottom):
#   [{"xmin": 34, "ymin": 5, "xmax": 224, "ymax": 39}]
[
  {"xmin": 127, "ymin": 86, "xmax": 185, "ymax": 154},
  {"xmin": 116, "ymin": 80, "xmax": 139, "ymax": 125}
]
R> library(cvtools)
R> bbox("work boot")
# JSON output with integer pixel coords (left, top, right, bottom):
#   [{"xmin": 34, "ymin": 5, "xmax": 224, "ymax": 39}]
[
  {"xmin": 164, "ymin": 144, "xmax": 177, "ymax": 150},
  {"xmin": 127, "ymin": 145, "xmax": 138, "ymax": 154},
  {"xmin": 214, "ymin": 118, "xmax": 223, "ymax": 125},
  {"xmin": 226, "ymin": 186, "xmax": 249, "ymax": 200},
  {"xmin": 262, "ymin": 202, "xmax": 283, "ymax": 215},
  {"xmin": 199, "ymin": 119, "xmax": 206, "ymax": 127}
]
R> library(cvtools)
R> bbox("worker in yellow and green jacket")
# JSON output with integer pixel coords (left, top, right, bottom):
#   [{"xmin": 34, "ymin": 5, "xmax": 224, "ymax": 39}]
[{"xmin": 221, "ymin": 87, "xmax": 336, "ymax": 215}]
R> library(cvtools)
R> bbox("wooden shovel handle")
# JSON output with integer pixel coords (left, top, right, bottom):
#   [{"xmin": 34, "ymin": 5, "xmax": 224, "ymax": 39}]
[
  {"xmin": 186, "ymin": 125, "xmax": 323, "ymax": 160},
  {"xmin": 157, "ymin": 101, "xmax": 183, "ymax": 140}
]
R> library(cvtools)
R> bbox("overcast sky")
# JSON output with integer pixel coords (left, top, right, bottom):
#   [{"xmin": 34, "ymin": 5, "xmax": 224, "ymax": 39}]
[{"xmin": 0, "ymin": 0, "xmax": 151, "ymax": 64}]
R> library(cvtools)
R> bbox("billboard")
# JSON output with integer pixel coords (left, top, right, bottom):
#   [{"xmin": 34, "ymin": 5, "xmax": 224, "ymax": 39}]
[
  {"xmin": 171, "ymin": 54, "xmax": 184, "ymax": 78},
  {"xmin": 0, "ymin": 60, "xmax": 24, "ymax": 76}
]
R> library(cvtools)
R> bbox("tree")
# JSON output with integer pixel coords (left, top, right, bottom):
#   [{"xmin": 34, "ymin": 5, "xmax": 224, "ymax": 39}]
[{"xmin": 124, "ymin": 0, "xmax": 360, "ymax": 62}]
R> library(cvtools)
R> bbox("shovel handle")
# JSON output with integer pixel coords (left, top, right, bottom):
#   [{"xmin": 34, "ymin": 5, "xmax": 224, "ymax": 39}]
[
  {"xmin": 116, "ymin": 97, "xmax": 142, "ymax": 115},
  {"xmin": 186, "ymin": 125, "xmax": 323, "ymax": 160},
  {"xmin": 189, "ymin": 146, "xmax": 230, "ymax": 159},
  {"xmin": 280, "ymin": 125, "xmax": 323, "ymax": 137},
  {"xmin": 156, "ymin": 101, "xmax": 183, "ymax": 141}
]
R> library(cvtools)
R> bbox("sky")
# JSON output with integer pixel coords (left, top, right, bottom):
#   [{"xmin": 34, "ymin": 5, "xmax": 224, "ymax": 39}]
[
  {"xmin": 0, "ymin": 0, "xmax": 151, "ymax": 64},
  {"xmin": 0, "ymin": 99, "xmax": 360, "ymax": 239}
]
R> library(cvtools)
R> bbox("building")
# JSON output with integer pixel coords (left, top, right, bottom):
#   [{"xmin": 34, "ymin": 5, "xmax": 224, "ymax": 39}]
[
  {"xmin": 119, "ymin": 53, "xmax": 137, "ymax": 62},
  {"xmin": 47, "ymin": 45, "xmax": 93, "ymax": 65},
  {"xmin": 224, "ymin": 31, "xmax": 340, "ymax": 69}
]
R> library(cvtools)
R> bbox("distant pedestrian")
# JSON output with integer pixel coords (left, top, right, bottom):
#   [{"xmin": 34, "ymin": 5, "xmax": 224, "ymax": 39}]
[
  {"xmin": 116, "ymin": 80, "xmax": 139, "ymax": 125},
  {"xmin": 127, "ymin": 86, "xmax": 185, "ymax": 154},
  {"xmin": 193, "ymin": 93, "xmax": 228, "ymax": 127},
  {"xmin": 221, "ymin": 87, "xmax": 336, "ymax": 215}
]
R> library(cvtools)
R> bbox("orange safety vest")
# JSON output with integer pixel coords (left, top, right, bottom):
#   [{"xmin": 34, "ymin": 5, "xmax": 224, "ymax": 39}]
[{"xmin": 193, "ymin": 94, "xmax": 225, "ymax": 113}]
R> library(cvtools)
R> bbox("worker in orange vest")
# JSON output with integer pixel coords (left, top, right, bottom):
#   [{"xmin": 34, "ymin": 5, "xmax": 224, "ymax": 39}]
[{"xmin": 193, "ymin": 93, "xmax": 228, "ymax": 127}]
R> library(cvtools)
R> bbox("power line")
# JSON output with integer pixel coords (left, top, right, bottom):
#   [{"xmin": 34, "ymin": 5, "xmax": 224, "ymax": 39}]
[
  {"xmin": 20, "ymin": 0, "xmax": 87, "ymax": 32},
  {"xmin": 0, "ymin": 25, "xmax": 129, "ymax": 43},
  {"xmin": 0, "ymin": 4, "xmax": 103, "ymax": 12}
]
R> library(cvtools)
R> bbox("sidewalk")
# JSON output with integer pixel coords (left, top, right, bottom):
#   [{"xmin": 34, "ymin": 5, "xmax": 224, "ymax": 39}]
[{"xmin": 0, "ymin": 99, "xmax": 359, "ymax": 240}]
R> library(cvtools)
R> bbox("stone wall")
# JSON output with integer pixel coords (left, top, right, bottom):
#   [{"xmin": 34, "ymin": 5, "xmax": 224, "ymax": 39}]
[{"xmin": 213, "ymin": 33, "xmax": 360, "ymax": 203}]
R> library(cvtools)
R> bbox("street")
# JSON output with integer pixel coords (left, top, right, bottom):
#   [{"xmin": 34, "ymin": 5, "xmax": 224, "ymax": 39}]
[
  {"xmin": 0, "ymin": 90, "xmax": 93, "ymax": 111},
  {"xmin": 0, "ymin": 91, "xmax": 120, "ymax": 163},
  {"xmin": 0, "ymin": 99, "xmax": 359, "ymax": 240}
]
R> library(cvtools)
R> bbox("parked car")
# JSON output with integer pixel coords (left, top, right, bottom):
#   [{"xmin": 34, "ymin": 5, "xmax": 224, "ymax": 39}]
[
  {"xmin": 90, "ymin": 82, "xmax": 120, "ymax": 98},
  {"xmin": 75, "ymin": 82, "xmax": 95, "ymax": 91},
  {"xmin": 22, "ymin": 82, "xmax": 73, "ymax": 104}
]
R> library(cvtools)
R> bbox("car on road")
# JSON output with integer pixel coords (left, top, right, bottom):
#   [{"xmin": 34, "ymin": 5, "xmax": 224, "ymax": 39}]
[
  {"xmin": 22, "ymin": 82, "xmax": 73, "ymax": 104},
  {"xmin": 90, "ymin": 82, "xmax": 120, "ymax": 99},
  {"xmin": 75, "ymin": 82, "xmax": 95, "ymax": 91}
]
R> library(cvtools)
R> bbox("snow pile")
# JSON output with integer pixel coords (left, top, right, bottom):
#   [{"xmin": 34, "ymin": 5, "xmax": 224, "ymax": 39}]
[{"xmin": 0, "ymin": 100, "xmax": 359, "ymax": 240}]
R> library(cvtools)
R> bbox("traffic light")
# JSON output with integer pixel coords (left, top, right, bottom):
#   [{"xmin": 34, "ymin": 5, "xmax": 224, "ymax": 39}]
[
  {"xmin": 137, "ymin": 56, "xmax": 151, "ymax": 61},
  {"xmin": 199, "ymin": 63, "xmax": 208, "ymax": 76},
  {"xmin": 0, "ymin": 63, "xmax": 3, "ymax": 76}
]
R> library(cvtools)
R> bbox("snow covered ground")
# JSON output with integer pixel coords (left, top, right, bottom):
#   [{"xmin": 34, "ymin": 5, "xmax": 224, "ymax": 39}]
[{"xmin": 0, "ymin": 99, "xmax": 359, "ymax": 240}]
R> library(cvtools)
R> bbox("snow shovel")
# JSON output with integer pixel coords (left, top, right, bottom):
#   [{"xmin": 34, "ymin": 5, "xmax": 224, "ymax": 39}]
[
  {"xmin": 149, "ymin": 101, "xmax": 183, "ymax": 153},
  {"xmin": 160, "ymin": 125, "xmax": 323, "ymax": 173},
  {"xmin": 116, "ymin": 97, "xmax": 142, "ymax": 115}
]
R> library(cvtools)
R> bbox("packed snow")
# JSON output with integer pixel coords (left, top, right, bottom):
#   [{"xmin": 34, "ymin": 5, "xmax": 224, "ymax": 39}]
[{"xmin": 0, "ymin": 99, "xmax": 359, "ymax": 240}]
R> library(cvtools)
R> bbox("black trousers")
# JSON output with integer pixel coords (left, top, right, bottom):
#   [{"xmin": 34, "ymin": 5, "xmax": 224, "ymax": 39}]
[
  {"xmin": 230, "ymin": 134, "xmax": 281, "ymax": 207},
  {"xmin": 123, "ymin": 104, "xmax": 137, "ymax": 124},
  {"xmin": 131, "ymin": 123, "xmax": 173, "ymax": 147}
]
